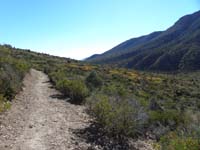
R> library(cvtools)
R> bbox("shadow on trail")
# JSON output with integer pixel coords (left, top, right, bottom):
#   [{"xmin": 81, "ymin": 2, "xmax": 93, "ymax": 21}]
[
  {"xmin": 42, "ymin": 81, "xmax": 51, "ymax": 84},
  {"xmin": 50, "ymin": 94, "xmax": 66, "ymax": 100},
  {"xmin": 49, "ymin": 94, "xmax": 83, "ymax": 105},
  {"xmin": 71, "ymin": 123, "xmax": 131, "ymax": 150}
]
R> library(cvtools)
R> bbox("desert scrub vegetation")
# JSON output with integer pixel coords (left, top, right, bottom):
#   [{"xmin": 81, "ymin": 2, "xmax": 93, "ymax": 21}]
[
  {"xmin": 0, "ymin": 95, "xmax": 11, "ymax": 112},
  {"xmin": 86, "ymin": 92, "xmax": 143, "ymax": 137},
  {"xmin": 44, "ymin": 62, "xmax": 200, "ymax": 130},
  {"xmin": 0, "ymin": 44, "xmax": 73, "ymax": 112},
  {"xmin": 56, "ymin": 79, "xmax": 89, "ymax": 103},
  {"xmin": 45, "ymin": 63, "xmax": 200, "ymax": 150},
  {"xmin": 47, "ymin": 68, "xmax": 89, "ymax": 103},
  {"xmin": 156, "ymin": 111, "xmax": 200, "ymax": 150},
  {"xmin": 85, "ymin": 71, "xmax": 103, "ymax": 90},
  {"xmin": 157, "ymin": 132, "xmax": 200, "ymax": 150},
  {"xmin": 0, "ymin": 45, "xmax": 30, "ymax": 112},
  {"xmin": 1, "ymin": 44, "xmax": 200, "ymax": 150}
]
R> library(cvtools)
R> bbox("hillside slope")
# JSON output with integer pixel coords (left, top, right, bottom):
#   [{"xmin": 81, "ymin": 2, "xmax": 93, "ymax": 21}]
[
  {"xmin": 86, "ymin": 10, "xmax": 200, "ymax": 71},
  {"xmin": 1, "ymin": 44, "xmax": 200, "ymax": 149}
]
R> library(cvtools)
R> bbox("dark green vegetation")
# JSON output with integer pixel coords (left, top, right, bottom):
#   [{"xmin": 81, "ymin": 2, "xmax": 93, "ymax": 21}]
[
  {"xmin": 0, "ymin": 45, "xmax": 30, "ymax": 112},
  {"xmin": 86, "ymin": 10, "xmax": 200, "ymax": 71},
  {"xmin": 45, "ymin": 61, "xmax": 200, "ymax": 149}
]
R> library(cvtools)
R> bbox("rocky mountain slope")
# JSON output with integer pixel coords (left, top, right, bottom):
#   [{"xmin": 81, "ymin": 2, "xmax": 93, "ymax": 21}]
[{"xmin": 86, "ymin": 10, "xmax": 200, "ymax": 71}]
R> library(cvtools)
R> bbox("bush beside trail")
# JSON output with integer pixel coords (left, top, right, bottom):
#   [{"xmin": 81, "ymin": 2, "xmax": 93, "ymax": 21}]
[{"xmin": 0, "ymin": 46, "xmax": 30, "ymax": 112}]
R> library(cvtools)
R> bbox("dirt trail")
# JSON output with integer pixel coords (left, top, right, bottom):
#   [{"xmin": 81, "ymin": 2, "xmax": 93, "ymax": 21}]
[{"xmin": 0, "ymin": 69, "xmax": 91, "ymax": 150}]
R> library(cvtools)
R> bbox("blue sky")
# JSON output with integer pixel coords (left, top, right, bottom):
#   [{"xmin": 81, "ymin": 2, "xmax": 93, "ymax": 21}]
[{"xmin": 0, "ymin": 0, "xmax": 199, "ymax": 60}]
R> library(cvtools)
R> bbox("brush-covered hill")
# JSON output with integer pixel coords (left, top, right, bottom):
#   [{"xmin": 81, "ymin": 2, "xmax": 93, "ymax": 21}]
[
  {"xmin": 0, "ymin": 44, "xmax": 74, "ymax": 111},
  {"xmin": 86, "ymin": 10, "xmax": 200, "ymax": 71},
  {"xmin": 1, "ymin": 44, "xmax": 200, "ymax": 149}
]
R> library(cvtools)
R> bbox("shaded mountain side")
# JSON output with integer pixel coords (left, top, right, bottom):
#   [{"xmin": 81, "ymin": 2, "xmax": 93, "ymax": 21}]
[
  {"xmin": 86, "ymin": 10, "xmax": 200, "ymax": 71},
  {"xmin": 86, "ymin": 31, "xmax": 162, "ymax": 62}
]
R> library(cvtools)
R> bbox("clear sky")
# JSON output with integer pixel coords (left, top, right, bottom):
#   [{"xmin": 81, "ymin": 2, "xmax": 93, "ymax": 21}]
[{"xmin": 0, "ymin": 0, "xmax": 199, "ymax": 60}]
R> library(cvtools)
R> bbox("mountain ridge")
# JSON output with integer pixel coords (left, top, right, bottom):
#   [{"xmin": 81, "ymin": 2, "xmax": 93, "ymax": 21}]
[{"xmin": 86, "ymin": 10, "xmax": 200, "ymax": 71}]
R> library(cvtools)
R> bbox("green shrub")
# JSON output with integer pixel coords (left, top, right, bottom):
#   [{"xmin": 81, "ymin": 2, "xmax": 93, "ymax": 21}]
[
  {"xmin": 56, "ymin": 79, "xmax": 89, "ymax": 103},
  {"xmin": 0, "ymin": 94, "xmax": 11, "ymax": 113},
  {"xmin": 160, "ymin": 132, "xmax": 200, "ymax": 150},
  {"xmin": 0, "ymin": 55, "xmax": 30, "ymax": 101},
  {"xmin": 0, "ymin": 72, "xmax": 15, "ymax": 100},
  {"xmin": 0, "ymin": 95, "xmax": 6, "ymax": 112},
  {"xmin": 87, "ymin": 94, "xmax": 138, "ymax": 137},
  {"xmin": 149, "ymin": 110, "xmax": 189, "ymax": 126},
  {"xmin": 86, "ymin": 71, "xmax": 103, "ymax": 90},
  {"xmin": 102, "ymin": 84, "xmax": 128, "ymax": 98},
  {"xmin": 49, "ymin": 70, "xmax": 66, "ymax": 84},
  {"xmin": 14, "ymin": 60, "xmax": 30, "ymax": 78},
  {"xmin": 91, "ymin": 94, "xmax": 112, "ymax": 126}
]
